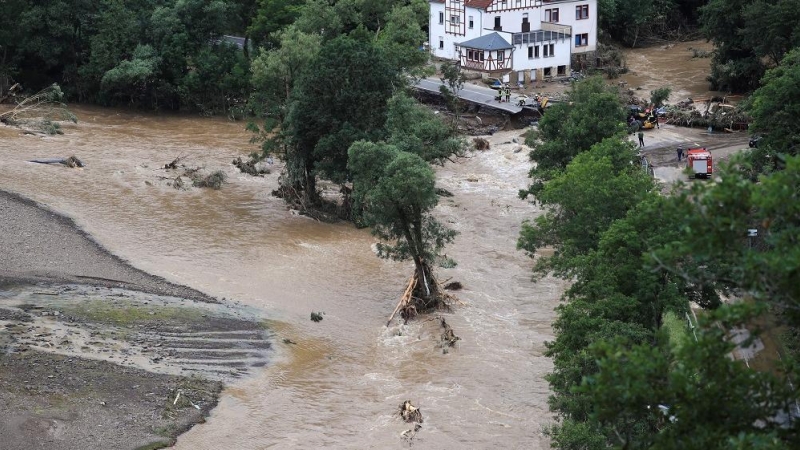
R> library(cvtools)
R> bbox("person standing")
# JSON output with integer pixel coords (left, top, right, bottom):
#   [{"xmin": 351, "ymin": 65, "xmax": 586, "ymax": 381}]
[
  {"xmin": 638, "ymin": 130, "xmax": 645, "ymax": 148},
  {"xmin": 504, "ymin": 85, "xmax": 511, "ymax": 103},
  {"xmin": 677, "ymin": 146, "xmax": 683, "ymax": 161}
]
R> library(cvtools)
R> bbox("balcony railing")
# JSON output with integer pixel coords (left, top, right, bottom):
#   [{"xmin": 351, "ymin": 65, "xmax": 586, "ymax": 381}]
[{"xmin": 511, "ymin": 24, "xmax": 571, "ymax": 46}]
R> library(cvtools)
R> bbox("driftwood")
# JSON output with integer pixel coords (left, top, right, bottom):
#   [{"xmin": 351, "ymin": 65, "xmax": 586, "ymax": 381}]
[
  {"xmin": 232, "ymin": 156, "xmax": 270, "ymax": 176},
  {"xmin": 29, "ymin": 156, "xmax": 84, "ymax": 168},
  {"xmin": 399, "ymin": 400, "xmax": 423, "ymax": 423},
  {"xmin": 439, "ymin": 317, "xmax": 460, "ymax": 348},
  {"xmin": 443, "ymin": 281, "xmax": 463, "ymax": 291},
  {"xmin": 164, "ymin": 155, "xmax": 184, "ymax": 170},
  {"xmin": 387, "ymin": 275, "xmax": 417, "ymax": 326}
]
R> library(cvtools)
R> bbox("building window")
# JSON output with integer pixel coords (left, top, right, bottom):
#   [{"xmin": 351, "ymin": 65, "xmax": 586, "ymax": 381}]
[
  {"xmin": 545, "ymin": 8, "xmax": 559, "ymax": 23},
  {"xmin": 543, "ymin": 43, "xmax": 554, "ymax": 58},
  {"xmin": 439, "ymin": 38, "xmax": 444, "ymax": 49},
  {"xmin": 497, "ymin": 50, "xmax": 504, "ymax": 63},
  {"xmin": 469, "ymin": 16, "xmax": 474, "ymax": 29},
  {"xmin": 494, "ymin": 16, "xmax": 501, "ymax": 30},
  {"xmin": 528, "ymin": 45, "xmax": 540, "ymax": 59},
  {"xmin": 480, "ymin": 51, "xmax": 485, "ymax": 61},
  {"xmin": 575, "ymin": 33, "xmax": 588, "ymax": 47},
  {"xmin": 516, "ymin": 0, "xmax": 522, "ymax": 6},
  {"xmin": 450, "ymin": 15, "xmax": 459, "ymax": 24},
  {"xmin": 544, "ymin": 67, "xmax": 552, "ymax": 77},
  {"xmin": 528, "ymin": 46, "xmax": 533, "ymax": 59},
  {"xmin": 501, "ymin": 0, "xmax": 508, "ymax": 8},
  {"xmin": 576, "ymin": 5, "xmax": 589, "ymax": 20},
  {"xmin": 439, "ymin": 12, "xmax": 444, "ymax": 24},
  {"xmin": 557, "ymin": 65, "xmax": 566, "ymax": 76}
]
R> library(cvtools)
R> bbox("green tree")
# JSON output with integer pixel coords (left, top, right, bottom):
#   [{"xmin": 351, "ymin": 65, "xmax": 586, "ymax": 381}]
[
  {"xmin": 100, "ymin": 45, "xmax": 161, "ymax": 105},
  {"xmin": 247, "ymin": 0, "xmax": 304, "ymax": 49},
  {"xmin": 748, "ymin": 47, "xmax": 800, "ymax": 172},
  {"xmin": 521, "ymin": 77, "xmax": 627, "ymax": 198},
  {"xmin": 438, "ymin": 61, "xmax": 465, "ymax": 129},
  {"xmin": 386, "ymin": 92, "xmax": 466, "ymax": 166},
  {"xmin": 348, "ymin": 141, "xmax": 457, "ymax": 306},
  {"xmin": 283, "ymin": 30, "xmax": 398, "ymax": 202},
  {"xmin": 582, "ymin": 305, "xmax": 800, "ymax": 449},
  {"xmin": 650, "ymin": 86, "xmax": 671, "ymax": 107},
  {"xmin": 518, "ymin": 137, "xmax": 654, "ymax": 277},
  {"xmin": 700, "ymin": 0, "xmax": 769, "ymax": 92}
]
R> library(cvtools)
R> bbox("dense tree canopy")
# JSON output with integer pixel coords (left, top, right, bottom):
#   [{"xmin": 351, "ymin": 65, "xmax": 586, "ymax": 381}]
[
  {"xmin": 522, "ymin": 77, "xmax": 627, "ymax": 198},
  {"xmin": 521, "ymin": 36, "xmax": 800, "ymax": 447}
]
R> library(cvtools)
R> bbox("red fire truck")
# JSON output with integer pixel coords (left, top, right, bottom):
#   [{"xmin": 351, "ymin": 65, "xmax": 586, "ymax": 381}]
[{"xmin": 686, "ymin": 147, "xmax": 712, "ymax": 178}]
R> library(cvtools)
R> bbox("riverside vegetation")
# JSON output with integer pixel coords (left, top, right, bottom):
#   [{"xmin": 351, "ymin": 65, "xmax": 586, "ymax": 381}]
[{"xmin": 3, "ymin": 0, "xmax": 800, "ymax": 448}]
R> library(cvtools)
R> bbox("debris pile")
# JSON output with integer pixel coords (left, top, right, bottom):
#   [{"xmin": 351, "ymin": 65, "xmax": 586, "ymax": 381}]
[
  {"xmin": 399, "ymin": 400, "xmax": 423, "ymax": 423},
  {"xmin": 192, "ymin": 170, "xmax": 226, "ymax": 190},
  {"xmin": 232, "ymin": 156, "xmax": 270, "ymax": 176},
  {"xmin": 439, "ymin": 316, "xmax": 460, "ymax": 350},
  {"xmin": 473, "ymin": 137, "xmax": 490, "ymax": 150},
  {"xmin": 163, "ymin": 158, "xmax": 227, "ymax": 190}
]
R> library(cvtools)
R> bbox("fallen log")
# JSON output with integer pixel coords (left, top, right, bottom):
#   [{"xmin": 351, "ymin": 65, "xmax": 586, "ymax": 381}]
[
  {"xmin": 387, "ymin": 275, "xmax": 417, "ymax": 326},
  {"xmin": 29, "ymin": 156, "xmax": 84, "ymax": 168}
]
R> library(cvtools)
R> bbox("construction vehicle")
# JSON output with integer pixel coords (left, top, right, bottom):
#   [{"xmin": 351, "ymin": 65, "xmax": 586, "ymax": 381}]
[{"xmin": 686, "ymin": 147, "xmax": 712, "ymax": 178}]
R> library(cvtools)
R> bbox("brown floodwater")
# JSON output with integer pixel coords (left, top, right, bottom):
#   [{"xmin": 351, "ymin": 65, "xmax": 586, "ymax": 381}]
[
  {"xmin": 620, "ymin": 39, "xmax": 722, "ymax": 102},
  {"xmin": 0, "ymin": 44, "xmax": 720, "ymax": 449},
  {"xmin": 0, "ymin": 105, "xmax": 558, "ymax": 448}
]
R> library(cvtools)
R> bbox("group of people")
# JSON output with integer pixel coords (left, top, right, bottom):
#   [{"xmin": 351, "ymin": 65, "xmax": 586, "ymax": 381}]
[
  {"xmin": 629, "ymin": 109, "xmax": 661, "ymax": 148},
  {"xmin": 496, "ymin": 84, "xmax": 511, "ymax": 103}
]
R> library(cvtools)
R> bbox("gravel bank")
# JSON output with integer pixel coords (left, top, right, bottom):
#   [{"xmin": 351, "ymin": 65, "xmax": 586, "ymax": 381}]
[
  {"xmin": 0, "ymin": 190, "xmax": 270, "ymax": 449},
  {"xmin": 0, "ymin": 189, "xmax": 214, "ymax": 302}
]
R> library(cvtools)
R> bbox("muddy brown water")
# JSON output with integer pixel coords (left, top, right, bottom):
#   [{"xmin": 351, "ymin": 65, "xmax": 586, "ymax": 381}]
[
  {"xmin": 0, "ymin": 106, "xmax": 557, "ymax": 448},
  {"xmin": 620, "ymin": 39, "xmax": 725, "ymax": 102},
  {"xmin": 0, "ymin": 44, "xmax": 719, "ymax": 448}
]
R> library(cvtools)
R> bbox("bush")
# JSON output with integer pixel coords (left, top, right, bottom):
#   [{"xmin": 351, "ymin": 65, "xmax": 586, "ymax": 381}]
[{"xmin": 650, "ymin": 87, "xmax": 671, "ymax": 107}]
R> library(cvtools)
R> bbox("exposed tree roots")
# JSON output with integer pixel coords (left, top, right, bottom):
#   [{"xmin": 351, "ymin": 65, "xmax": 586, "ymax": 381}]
[{"xmin": 387, "ymin": 270, "xmax": 459, "ymax": 326}]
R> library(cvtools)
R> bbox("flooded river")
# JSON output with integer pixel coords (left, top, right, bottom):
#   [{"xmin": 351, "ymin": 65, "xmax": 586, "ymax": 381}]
[
  {"xmin": 0, "ymin": 42, "xmax": 717, "ymax": 449},
  {"xmin": 0, "ymin": 106, "xmax": 558, "ymax": 448}
]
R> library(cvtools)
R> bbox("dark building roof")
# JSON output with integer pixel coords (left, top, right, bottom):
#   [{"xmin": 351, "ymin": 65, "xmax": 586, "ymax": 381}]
[{"xmin": 457, "ymin": 32, "xmax": 513, "ymax": 50}]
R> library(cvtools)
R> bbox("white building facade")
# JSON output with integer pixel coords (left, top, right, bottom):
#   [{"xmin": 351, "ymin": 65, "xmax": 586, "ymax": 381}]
[{"xmin": 429, "ymin": 0, "xmax": 597, "ymax": 83}]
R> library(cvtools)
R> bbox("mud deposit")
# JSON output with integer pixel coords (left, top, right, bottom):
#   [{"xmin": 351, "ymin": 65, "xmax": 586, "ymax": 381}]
[{"xmin": 0, "ymin": 190, "xmax": 271, "ymax": 449}]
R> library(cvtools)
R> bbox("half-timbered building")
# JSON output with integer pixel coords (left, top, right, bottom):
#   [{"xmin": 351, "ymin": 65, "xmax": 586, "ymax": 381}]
[{"xmin": 429, "ymin": 0, "xmax": 597, "ymax": 83}]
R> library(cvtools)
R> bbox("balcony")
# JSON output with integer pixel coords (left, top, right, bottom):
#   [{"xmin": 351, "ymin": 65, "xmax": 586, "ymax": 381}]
[{"xmin": 511, "ymin": 24, "xmax": 571, "ymax": 46}]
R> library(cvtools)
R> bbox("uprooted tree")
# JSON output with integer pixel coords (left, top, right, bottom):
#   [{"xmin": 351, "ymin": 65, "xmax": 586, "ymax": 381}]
[
  {"xmin": 0, "ymin": 83, "xmax": 77, "ymax": 133},
  {"xmin": 348, "ymin": 141, "xmax": 457, "ymax": 321}
]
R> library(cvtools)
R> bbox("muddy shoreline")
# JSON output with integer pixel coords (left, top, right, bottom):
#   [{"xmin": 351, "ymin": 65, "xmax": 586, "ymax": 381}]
[{"xmin": 0, "ymin": 189, "xmax": 269, "ymax": 449}]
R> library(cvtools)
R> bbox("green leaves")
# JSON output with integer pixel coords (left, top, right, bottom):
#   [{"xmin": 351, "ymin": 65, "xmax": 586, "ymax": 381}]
[
  {"xmin": 522, "ymin": 77, "xmax": 627, "ymax": 198},
  {"xmin": 348, "ymin": 141, "xmax": 456, "ymax": 264},
  {"xmin": 519, "ymin": 137, "xmax": 654, "ymax": 278}
]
